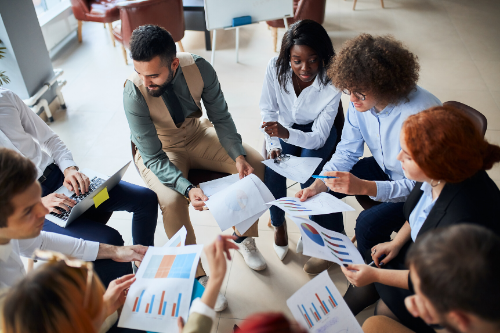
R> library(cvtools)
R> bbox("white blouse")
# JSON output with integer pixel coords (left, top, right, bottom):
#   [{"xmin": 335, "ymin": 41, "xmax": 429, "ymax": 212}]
[{"xmin": 259, "ymin": 56, "xmax": 341, "ymax": 152}]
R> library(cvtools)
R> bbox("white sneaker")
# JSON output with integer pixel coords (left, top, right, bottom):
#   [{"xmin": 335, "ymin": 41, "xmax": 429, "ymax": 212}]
[
  {"xmin": 198, "ymin": 276, "xmax": 228, "ymax": 312},
  {"xmin": 296, "ymin": 236, "xmax": 303, "ymax": 254},
  {"xmin": 236, "ymin": 237, "xmax": 267, "ymax": 271}
]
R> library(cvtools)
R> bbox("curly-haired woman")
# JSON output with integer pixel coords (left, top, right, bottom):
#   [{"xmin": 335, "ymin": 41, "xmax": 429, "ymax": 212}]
[
  {"xmin": 260, "ymin": 20, "xmax": 342, "ymax": 261},
  {"xmin": 296, "ymin": 34, "xmax": 441, "ymax": 274}
]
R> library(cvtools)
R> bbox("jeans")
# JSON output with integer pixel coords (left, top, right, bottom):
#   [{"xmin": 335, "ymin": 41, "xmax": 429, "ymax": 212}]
[
  {"xmin": 316, "ymin": 157, "xmax": 406, "ymax": 260},
  {"xmin": 41, "ymin": 167, "xmax": 158, "ymax": 287},
  {"xmin": 265, "ymin": 122, "xmax": 337, "ymax": 228}
]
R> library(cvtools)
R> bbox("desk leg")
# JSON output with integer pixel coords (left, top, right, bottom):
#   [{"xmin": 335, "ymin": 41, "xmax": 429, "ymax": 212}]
[
  {"xmin": 204, "ymin": 30, "xmax": 212, "ymax": 51},
  {"xmin": 235, "ymin": 27, "xmax": 239, "ymax": 63},
  {"xmin": 211, "ymin": 30, "xmax": 216, "ymax": 65}
]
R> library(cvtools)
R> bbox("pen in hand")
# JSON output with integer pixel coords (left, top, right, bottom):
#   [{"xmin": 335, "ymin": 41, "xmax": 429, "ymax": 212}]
[
  {"xmin": 368, "ymin": 254, "xmax": 386, "ymax": 267},
  {"xmin": 311, "ymin": 175, "xmax": 338, "ymax": 179}
]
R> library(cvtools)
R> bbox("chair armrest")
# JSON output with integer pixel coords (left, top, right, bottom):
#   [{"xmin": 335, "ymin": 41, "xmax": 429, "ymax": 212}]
[{"xmin": 294, "ymin": 0, "xmax": 306, "ymax": 18}]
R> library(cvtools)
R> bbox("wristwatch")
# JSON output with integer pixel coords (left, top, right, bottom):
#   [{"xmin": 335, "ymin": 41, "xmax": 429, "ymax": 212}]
[{"xmin": 184, "ymin": 185, "xmax": 195, "ymax": 200}]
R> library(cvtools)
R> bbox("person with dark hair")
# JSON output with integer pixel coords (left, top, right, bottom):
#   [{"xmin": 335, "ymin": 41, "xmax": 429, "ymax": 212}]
[
  {"xmin": 363, "ymin": 224, "xmax": 500, "ymax": 333},
  {"xmin": 0, "ymin": 88, "xmax": 157, "ymax": 288},
  {"xmin": 260, "ymin": 20, "xmax": 341, "ymax": 261},
  {"xmin": 296, "ymin": 34, "xmax": 441, "ymax": 274},
  {"xmin": 0, "ymin": 148, "xmax": 148, "ymax": 291},
  {"xmin": 123, "ymin": 25, "xmax": 266, "ymax": 311},
  {"xmin": 339, "ymin": 106, "xmax": 500, "ymax": 332}
]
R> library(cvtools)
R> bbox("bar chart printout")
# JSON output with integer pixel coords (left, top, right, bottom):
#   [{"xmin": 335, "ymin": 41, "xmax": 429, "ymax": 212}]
[
  {"xmin": 118, "ymin": 245, "xmax": 203, "ymax": 333},
  {"xmin": 287, "ymin": 271, "xmax": 363, "ymax": 333}
]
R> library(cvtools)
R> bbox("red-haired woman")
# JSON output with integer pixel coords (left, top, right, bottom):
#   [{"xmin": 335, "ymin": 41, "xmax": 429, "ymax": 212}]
[
  {"xmin": 235, "ymin": 313, "xmax": 307, "ymax": 333},
  {"xmin": 338, "ymin": 106, "xmax": 500, "ymax": 333}
]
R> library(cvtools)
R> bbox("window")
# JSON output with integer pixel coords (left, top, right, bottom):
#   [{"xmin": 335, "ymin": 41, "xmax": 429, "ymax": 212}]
[{"xmin": 33, "ymin": 0, "xmax": 64, "ymax": 17}]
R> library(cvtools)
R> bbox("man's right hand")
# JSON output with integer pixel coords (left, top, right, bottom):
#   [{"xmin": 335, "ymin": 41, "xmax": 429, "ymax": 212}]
[
  {"xmin": 189, "ymin": 188, "xmax": 209, "ymax": 211},
  {"xmin": 41, "ymin": 193, "xmax": 76, "ymax": 213},
  {"xmin": 295, "ymin": 179, "xmax": 328, "ymax": 201}
]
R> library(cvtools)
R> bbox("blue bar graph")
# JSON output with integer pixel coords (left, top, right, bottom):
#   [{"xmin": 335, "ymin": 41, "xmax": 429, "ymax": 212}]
[
  {"xmin": 175, "ymin": 293, "xmax": 182, "ymax": 317},
  {"xmin": 162, "ymin": 302, "xmax": 166, "ymax": 315},
  {"xmin": 322, "ymin": 300, "xmax": 330, "ymax": 312},
  {"xmin": 326, "ymin": 286, "xmax": 338, "ymax": 306},
  {"xmin": 149, "ymin": 295, "xmax": 155, "ymax": 314},
  {"xmin": 301, "ymin": 304, "xmax": 314, "ymax": 327},
  {"xmin": 136, "ymin": 290, "xmax": 145, "ymax": 313},
  {"xmin": 311, "ymin": 303, "xmax": 322, "ymax": 319}
]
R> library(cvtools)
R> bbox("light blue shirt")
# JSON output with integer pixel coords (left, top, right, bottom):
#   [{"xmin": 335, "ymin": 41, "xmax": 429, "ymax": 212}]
[
  {"xmin": 409, "ymin": 182, "xmax": 437, "ymax": 241},
  {"xmin": 321, "ymin": 86, "xmax": 441, "ymax": 202}
]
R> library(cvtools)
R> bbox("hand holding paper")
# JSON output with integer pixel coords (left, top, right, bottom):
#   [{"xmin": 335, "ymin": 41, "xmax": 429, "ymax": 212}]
[{"xmin": 267, "ymin": 192, "xmax": 355, "ymax": 216}]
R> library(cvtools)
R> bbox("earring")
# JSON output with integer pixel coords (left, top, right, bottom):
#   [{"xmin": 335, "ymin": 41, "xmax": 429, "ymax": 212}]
[{"xmin": 430, "ymin": 179, "xmax": 442, "ymax": 187}]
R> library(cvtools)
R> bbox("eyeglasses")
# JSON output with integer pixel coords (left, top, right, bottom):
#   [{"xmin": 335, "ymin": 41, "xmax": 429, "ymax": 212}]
[
  {"xmin": 274, "ymin": 153, "xmax": 290, "ymax": 165},
  {"xmin": 32, "ymin": 249, "xmax": 94, "ymax": 308},
  {"xmin": 342, "ymin": 89, "xmax": 366, "ymax": 101}
]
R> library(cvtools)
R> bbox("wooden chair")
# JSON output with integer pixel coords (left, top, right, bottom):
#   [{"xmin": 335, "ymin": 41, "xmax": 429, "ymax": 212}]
[
  {"xmin": 266, "ymin": 0, "xmax": 327, "ymax": 52},
  {"xmin": 70, "ymin": 0, "xmax": 121, "ymax": 45},
  {"xmin": 113, "ymin": 0, "xmax": 185, "ymax": 65}
]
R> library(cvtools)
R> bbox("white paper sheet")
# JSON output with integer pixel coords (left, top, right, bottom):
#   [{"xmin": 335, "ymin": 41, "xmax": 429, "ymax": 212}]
[
  {"xmin": 267, "ymin": 192, "xmax": 355, "ymax": 216},
  {"xmin": 163, "ymin": 226, "xmax": 187, "ymax": 248},
  {"xmin": 233, "ymin": 174, "xmax": 275, "ymax": 234},
  {"xmin": 205, "ymin": 174, "xmax": 267, "ymax": 231},
  {"xmin": 287, "ymin": 271, "xmax": 363, "ymax": 333},
  {"xmin": 118, "ymin": 245, "xmax": 203, "ymax": 332},
  {"xmin": 262, "ymin": 156, "xmax": 322, "ymax": 184},
  {"xmin": 199, "ymin": 174, "xmax": 240, "ymax": 197},
  {"xmin": 289, "ymin": 216, "xmax": 364, "ymax": 265}
]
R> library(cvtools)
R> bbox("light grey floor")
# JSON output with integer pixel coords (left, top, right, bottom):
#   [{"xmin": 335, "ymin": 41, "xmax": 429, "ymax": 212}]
[{"xmin": 37, "ymin": 0, "xmax": 500, "ymax": 330}]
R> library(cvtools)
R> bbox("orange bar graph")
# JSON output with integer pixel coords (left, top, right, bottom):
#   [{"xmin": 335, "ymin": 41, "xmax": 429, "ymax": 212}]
[
  {"xmin": 329, "ymin": 296, "xmax": 336, "ymax": 307},
  {"xmin": 314, "ymin": 312, "xmax": 319, "ymax": 321},
  {"xmin": 304, "ymin": 314, "xmax": 312, "ymax": 328},
  {"xmin": 172, "ymin": 303, "xmax": 177, "ymax": 316},
  {"xmin": 155, "ymin": 255, "xmax": 176, "ymax": 278},
  {"xmin": 158, "ymin": 291, "xmax": 166, "ymax": 315},
  {"xmin": 145, "ymin": 304, "xmax": 150, "ymax": 313},
  {"xmin": 132, "ymin": 297, "xmax": 139, "ymax": 312},
  {"xmin": 315, "ymin": 293, "xmax": 327, "ymax": 313}
]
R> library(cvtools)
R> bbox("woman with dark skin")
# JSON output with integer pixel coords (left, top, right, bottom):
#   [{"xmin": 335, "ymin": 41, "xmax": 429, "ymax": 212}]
[{"xmin": 260, "ymin": 19, "xmax": 341, "ymax": 261}]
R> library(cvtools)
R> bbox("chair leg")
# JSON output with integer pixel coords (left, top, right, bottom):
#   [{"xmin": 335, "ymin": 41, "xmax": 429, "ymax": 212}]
[
  {"xmin": 353, "ymin": 0, "xmax": 358, "ymax": 10},
  {"xmin": 380, "ymin": 0, "xmax": 384, "ymax": 8},
  {"xmin": 108, "ymin": 23, "xmax": 116, "ymax": 47},
  {"xmin": 351, "ymin": 235, "xmax": 356, "ymax": 244},
  {"xmin": 271, "ymin": 27, "xmax": 278, "ymax": 52},
  {"xmin": 121, "ymin": 45, "xmax": 128, "ymax": 65},
  {"xmin": 77, "ymin": 20, "xmax": 82, "ymax": 43},
  {"xmin": 103, "ymin": 23, "xmax": 106, "ymax": 28},
  {"xmin": 177, "ymin": 40, "xmax": 185, "ymax": 52},
  {"xmin": 27, "ymin": 259, "xmax": 34, "ymax": 273}
]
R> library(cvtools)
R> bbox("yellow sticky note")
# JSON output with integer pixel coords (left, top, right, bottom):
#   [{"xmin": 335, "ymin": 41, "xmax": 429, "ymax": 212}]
[{"xmin": 93, "ymin": 187, "xmax": 109, "ymax": 208}]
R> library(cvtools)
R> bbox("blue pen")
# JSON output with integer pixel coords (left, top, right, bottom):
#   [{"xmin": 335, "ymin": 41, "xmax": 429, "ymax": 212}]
[
  {"xmin": 312, "ymin": 175, "xmax": 337, "ymax": 179},
  {"xmin": 368, "ymin": 254, "xmax": 386, "ymax": 267}
]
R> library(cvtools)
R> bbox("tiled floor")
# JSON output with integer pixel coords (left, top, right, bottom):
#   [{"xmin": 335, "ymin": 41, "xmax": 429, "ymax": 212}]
[{"xmin": 43, "ymin": 0, "xmax": 500, "ymax": 330}]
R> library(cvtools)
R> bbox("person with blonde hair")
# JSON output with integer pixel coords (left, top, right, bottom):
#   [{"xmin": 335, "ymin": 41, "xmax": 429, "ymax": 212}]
[{"xmin": 1, "ymin": 250, "xmax": 135, "ymax": 333}]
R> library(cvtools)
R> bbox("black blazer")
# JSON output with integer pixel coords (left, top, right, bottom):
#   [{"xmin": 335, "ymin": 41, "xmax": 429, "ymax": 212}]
[{"xmin": 403, "ymin": 170, "xmax": 500, "ymax": 238}]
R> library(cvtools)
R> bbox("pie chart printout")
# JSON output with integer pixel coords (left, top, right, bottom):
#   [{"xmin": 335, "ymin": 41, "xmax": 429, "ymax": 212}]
[
  {"xmin": 225, "ymin": 189, "xmax": 248, "ymax": 211},
  {"xmin": 301, "ymin": 223, "xmax": 325, "ymax": 246}
]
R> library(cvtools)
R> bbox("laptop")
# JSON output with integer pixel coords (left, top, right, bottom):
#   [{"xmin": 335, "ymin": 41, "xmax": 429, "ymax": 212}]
[{"xmin": 45, "ymin": 161, "xmax": 131, "ymax": 228}]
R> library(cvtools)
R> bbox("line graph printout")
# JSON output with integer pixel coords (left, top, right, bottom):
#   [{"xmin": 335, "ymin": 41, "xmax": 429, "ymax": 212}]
[
  {"xmin": 267, "ymin": 193, "xmax": 355, "ymax": 216},
  {"xmin": 290, "ymin": 216, "xmax": 364, "ymax": 265},
  {"xmin": 287, "ymin": 271, "xmax": 363, "ymax": 333},
  {"xmin": 205, "ymin": 174, "xmax": 270, "ymax": 232},
  {"xmin": 118, "ymin": 245, "xmax": 202, "ymax": 332},
  {"xmin": 262, "ymin": 156, "xmax": 322, "ymax": 184}
]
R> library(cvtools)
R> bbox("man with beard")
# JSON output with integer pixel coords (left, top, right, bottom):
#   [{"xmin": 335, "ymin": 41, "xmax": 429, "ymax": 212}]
[
  {"xmin": 362, "ymin": 224, "xmax": 500, "ymax": 333},
  {"xmin": 123, "ymin": 25, "xmax": 266, "ymax": 312}
]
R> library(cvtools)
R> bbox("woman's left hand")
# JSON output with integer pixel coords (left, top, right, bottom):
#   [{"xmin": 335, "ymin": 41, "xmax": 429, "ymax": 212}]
[
  {"xmin": 340, "ymin": 264, "xmax": 378, "ymax": 287},
  {"xmin": 261, "ymin": 121, "xmax": 289, "ymax": 139},
  {"xmin": 103, "ymin": 274, "xmax": 136, "ymax": 317}
]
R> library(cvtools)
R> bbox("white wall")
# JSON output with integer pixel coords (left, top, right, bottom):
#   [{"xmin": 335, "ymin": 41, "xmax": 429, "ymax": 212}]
[{"xmin": 38, "ymin": 0, "xmax": 78, "ymax": 52}]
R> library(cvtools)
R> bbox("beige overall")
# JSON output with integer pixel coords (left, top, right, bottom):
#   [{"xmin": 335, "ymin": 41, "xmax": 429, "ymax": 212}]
[{"xmin": 128, "ymin": 53, "xmax": 264, "ymax": 276}]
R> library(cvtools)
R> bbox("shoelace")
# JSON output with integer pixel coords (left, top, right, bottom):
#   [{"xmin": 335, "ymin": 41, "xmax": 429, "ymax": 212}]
[{"xmin": 242, "ymin": 238, "xmax": 257, "ymax": 253}]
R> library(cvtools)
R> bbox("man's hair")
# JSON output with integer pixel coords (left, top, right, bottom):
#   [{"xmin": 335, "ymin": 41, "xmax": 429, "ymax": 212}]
[
  {"xmin": 129, "ymin": 25, "xmax": 177, "ymax": 67},
  {"xmin": 406, "ymin": 224, "xmax": 500, "ymax": 324},
  {"xmin": 327, "ymin": 33, "xmax": 419, "ymax": 105},
  {"xmin": 276, "ymin": 19, "xmax": 335, "ymax": 94},
  {"xmin": 0, "ymin": 148, "xmax": 38, "ymax": 228}
]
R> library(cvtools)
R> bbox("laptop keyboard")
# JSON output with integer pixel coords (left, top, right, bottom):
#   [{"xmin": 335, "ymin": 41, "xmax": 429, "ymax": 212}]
[{"xmin": 49, "ymin": 177, "xmax": 106, "ymax": 221}]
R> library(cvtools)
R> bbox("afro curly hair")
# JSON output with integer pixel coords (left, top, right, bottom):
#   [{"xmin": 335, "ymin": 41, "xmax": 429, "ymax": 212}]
[{"xmin": 327, "ymin": 34, "xmax": 419, "ymax": 105}]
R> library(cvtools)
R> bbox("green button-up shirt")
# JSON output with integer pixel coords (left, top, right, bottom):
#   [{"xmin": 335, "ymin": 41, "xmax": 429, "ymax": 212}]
[{"xmin": 123, "ymin": 54, "xmax": 246, "ymax": 195}]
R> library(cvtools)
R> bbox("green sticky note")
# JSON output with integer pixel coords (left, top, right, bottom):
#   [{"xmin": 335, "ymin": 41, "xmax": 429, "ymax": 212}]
[{"xmin": 93, "ymin": 187, "xmax": 109, "ymax": 208}]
